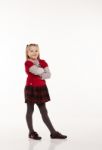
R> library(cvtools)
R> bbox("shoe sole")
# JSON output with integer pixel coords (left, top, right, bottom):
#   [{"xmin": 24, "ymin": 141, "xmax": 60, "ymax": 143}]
[
  {"xmin": 51, "ymin": 137, "xmax": 67, "ymax": 139},
  {"xmin": 29, "ymin": 136, "xmax": 42, "ymax": 140}
]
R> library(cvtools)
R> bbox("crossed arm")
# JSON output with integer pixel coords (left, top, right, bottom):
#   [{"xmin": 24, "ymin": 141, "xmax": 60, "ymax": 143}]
[{"xmin": 29, "ymin": 65, "xmax": 51, "ymax": 80}]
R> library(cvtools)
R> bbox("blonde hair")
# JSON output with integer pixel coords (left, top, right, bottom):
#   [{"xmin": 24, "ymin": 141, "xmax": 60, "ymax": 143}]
[{"xmin": 25, "ymin": 43, "xmax": 40, "ymax": 60}]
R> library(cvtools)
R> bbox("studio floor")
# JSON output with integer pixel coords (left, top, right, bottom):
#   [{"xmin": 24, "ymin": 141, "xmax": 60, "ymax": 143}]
[{"xmin": 0, "ymin": 117, "xmax": 102, "ymax": 150}]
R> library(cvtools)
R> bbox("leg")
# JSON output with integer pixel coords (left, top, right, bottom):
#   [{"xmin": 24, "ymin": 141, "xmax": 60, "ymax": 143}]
[
  {"xmin": 37, "ymin": 103, "xmax": 56, "ymax": 134},
  {"xmin": 26, "ymin": 103, "xmax": 35, "ymax": 133}
]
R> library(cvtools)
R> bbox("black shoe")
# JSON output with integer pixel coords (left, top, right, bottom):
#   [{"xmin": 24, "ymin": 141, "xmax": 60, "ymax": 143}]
[
  {"xmin": 50, "ymin": 131, "xmax": 67, "ymax": 139},
  {"xmin": 29, "ymin": 131, "xmax": 42, "ymax": 140}
]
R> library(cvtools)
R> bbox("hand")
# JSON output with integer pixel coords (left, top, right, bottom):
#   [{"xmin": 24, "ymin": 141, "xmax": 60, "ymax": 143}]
[
  {"xmin": 34, "ymin": 59, "xmax": 40, "ymax": 66},
  {"xmin": 39, "ymin": 67, "xmax": 51, "ymax": 80}
]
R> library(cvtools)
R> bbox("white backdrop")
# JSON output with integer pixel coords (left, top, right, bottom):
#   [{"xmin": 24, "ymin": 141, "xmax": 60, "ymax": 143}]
[{"xmin": 0, "ymin": 0, "xmax": 102, "ymax": 150}]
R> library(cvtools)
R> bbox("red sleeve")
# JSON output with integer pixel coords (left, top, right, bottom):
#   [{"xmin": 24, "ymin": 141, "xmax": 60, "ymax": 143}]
[
  {"xmin": 24, "ymin": 61, "xmax": 34, "ymax": 74},
  {"xmin": 40, "ymin": 59, "xmax": 48, "ymax": 68}
]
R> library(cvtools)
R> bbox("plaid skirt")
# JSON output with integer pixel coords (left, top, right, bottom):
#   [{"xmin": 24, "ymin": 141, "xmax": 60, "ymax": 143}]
[{"xmin": 24, "ymin": 85, "xmax": 51, "ymax": 103}]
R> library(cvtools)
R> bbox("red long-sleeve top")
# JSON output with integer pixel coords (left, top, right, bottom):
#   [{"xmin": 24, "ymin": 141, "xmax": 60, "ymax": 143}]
[{"xmin": 24, "ymin": 59, "xmax": 48, "ymax": 87}]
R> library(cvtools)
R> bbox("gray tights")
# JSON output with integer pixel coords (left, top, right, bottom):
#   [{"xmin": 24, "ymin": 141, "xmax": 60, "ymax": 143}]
[{"xmin": 26, "ymin": 103, "xmax": 56, "ymax": 134}]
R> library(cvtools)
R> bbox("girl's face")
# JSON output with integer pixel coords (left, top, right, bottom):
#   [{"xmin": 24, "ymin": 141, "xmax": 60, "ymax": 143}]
[{"xmin": 27, "ymin": 46, "xmax": 39, "ymax": 60}]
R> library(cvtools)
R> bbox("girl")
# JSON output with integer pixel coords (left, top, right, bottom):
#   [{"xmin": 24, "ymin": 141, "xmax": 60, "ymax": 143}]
[{"xmin": 24, "ymin": 43, "xmax": 67, "ymax": 140}]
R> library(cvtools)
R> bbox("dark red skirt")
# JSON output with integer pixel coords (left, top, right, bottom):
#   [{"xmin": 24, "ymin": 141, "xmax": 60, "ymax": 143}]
[{"xmin": 24, "ymin": 85, "xmax": 51, "ymax": 103}]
